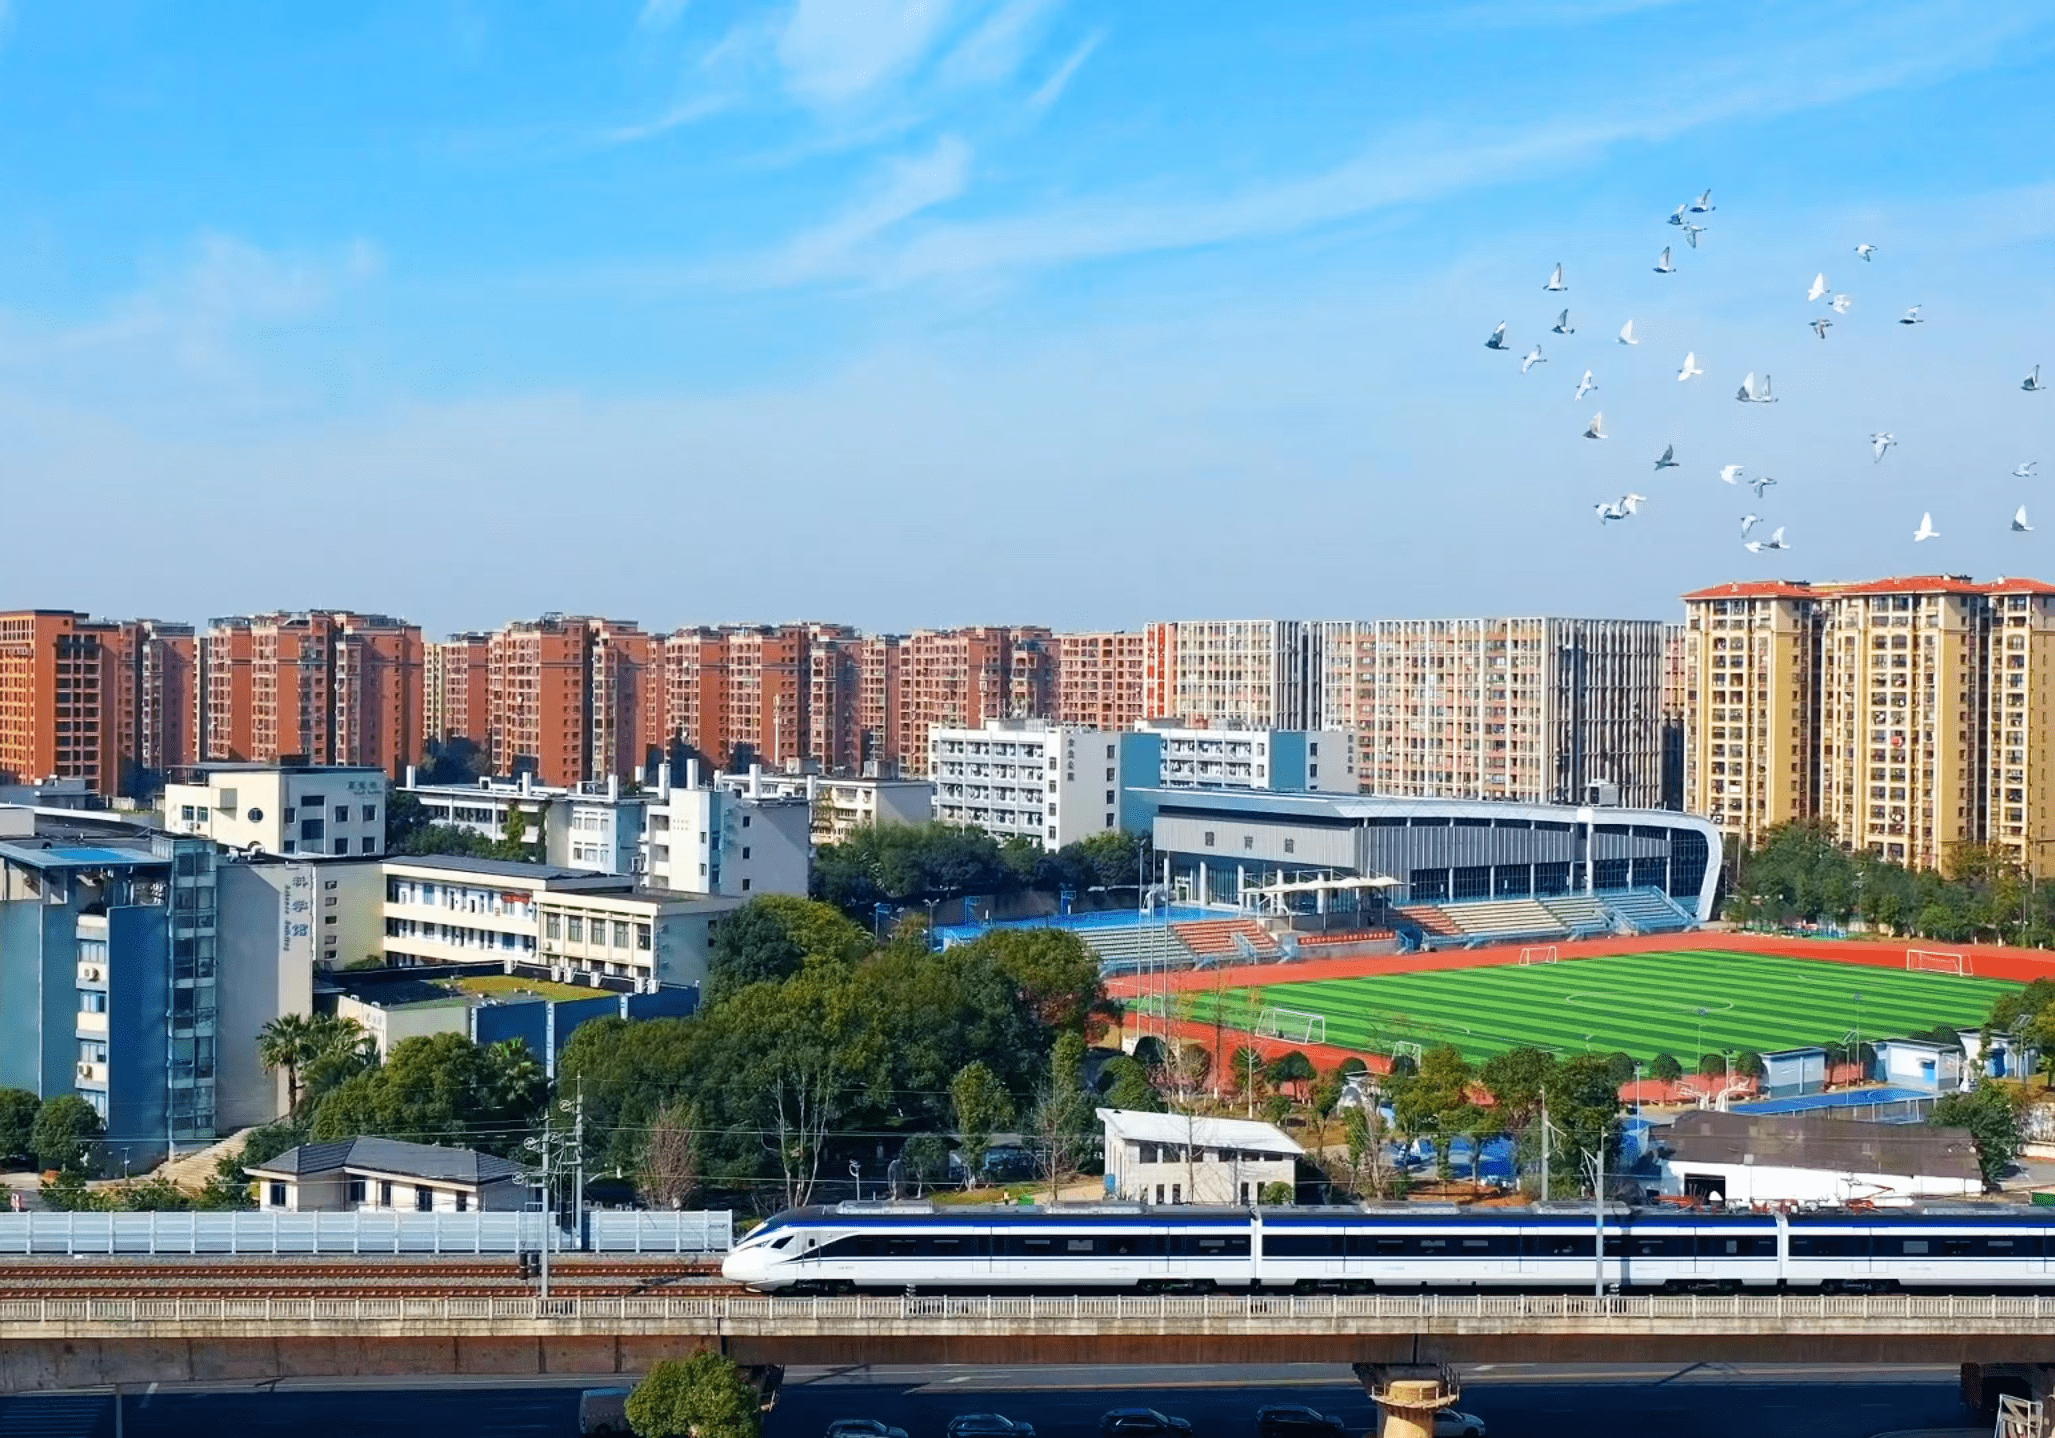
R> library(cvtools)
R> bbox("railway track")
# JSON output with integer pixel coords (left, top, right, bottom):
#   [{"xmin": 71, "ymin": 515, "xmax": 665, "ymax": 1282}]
[{"xmin": 0, "ymin": 1258, "xmax": 738, "ymax": 1299}]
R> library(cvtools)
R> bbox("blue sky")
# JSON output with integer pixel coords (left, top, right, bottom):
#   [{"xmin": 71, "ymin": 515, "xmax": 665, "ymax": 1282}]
[{"xmin": 3, "ymin": 1, "xmax": 2053, "ymax": 634}]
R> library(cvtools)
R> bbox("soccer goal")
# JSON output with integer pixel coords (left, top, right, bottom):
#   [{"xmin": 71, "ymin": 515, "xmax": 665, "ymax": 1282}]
[
  {"xmin": 1518, "ymin": 945, "xmax": 1560, "ymax": 966},
  {"xmin": 1907, "ymin": 948, "xmax": 1972, "ymax": 976},
  {"xmin": 1390, "ymin": 1040, "xmax": 1425, "ymax": 1067},
  {"xmin": 1254, "ymin": 1006, "xmax": 1327, "ymax": 1045}
]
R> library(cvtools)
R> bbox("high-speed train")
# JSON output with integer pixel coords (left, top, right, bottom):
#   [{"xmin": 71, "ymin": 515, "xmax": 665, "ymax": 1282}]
[{"xmin": 721, "ymin": 1201, "xmax": 2055, "ymax": 1294}]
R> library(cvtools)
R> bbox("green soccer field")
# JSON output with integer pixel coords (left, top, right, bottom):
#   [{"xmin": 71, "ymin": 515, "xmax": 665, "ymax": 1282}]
[{"xmin": 1173, "ymin": 949, "xmax": 2018, "ymax": 1065}]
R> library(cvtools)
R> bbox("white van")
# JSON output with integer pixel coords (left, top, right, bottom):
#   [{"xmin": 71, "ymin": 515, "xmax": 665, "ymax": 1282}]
[{"xmin": 579, "ymin": 1388, "xmax": 633, "ymax": 1436}]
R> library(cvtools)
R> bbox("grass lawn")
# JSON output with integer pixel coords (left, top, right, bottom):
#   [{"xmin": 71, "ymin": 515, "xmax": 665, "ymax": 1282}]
[
  {"xmin": 1172, "ymin": 948, "xmax": 2018, "ymax": 1065},
  {"xmin": 453, "ymin": 974, "xmax": 601, "ymax": 1003}
]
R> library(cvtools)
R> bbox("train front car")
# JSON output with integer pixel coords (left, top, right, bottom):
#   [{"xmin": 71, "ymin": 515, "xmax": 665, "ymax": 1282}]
[{"xmin": 722, "ymin": 1209, "xmax": 811, "ymax": 1291}]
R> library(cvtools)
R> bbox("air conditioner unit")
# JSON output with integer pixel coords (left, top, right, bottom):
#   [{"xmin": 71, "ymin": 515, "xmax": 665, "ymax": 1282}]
[{"xmin": 82, "ymin": 966, "xmax": 101, "ymax": 981}]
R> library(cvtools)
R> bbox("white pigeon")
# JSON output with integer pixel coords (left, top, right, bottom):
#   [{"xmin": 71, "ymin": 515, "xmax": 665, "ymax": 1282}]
[
  {"xmin": 1808, "ymin": 272, "xmax": 1829, "ymax": 302},
  {"xmin": 1545, "ymin": 262, "xmax": 1567, "ymax": 292},
  {"xmin": 1618, "ymin": 319, "xmax": 1639, "ymax": 346},
  {"xmin": 1690, "ymin": 189, "xmax": 1714, "ymax": 213},
  {"xmin": 1677, "ymin": 351, "xmax": 1703, "ymax": 381},
  {"xmin": 2025, "ymin": 365, "xmax": 2046, "ymax": 393},
  {"xmin": 1744, "ymin": 526, "xmax": 1789, "ymax": 553},
  {"xmin": 1748, "ymin": 474, "xmax": 1778, "ymax": 498},
  {"xmin": 1718, "ymin": 464, "xmax": 1744, "ymax": 486},
  {"xmin": 1654, "ymin": 247, "xmax": 1675, "ymax": 274},
  {"xmin": 1593, "ymin": 496, "xmax": 1643, "ymax": 524},
  {"xmin": 1522, "ymin": 344, "xmax": 1547, "ymax": 374},
  {"xmin": 2016, "ymin": 461, "xmax": 2039, "ymax": 479},
  {"xmin": 1653, "ymin": 444, "xmax": 1679, "ymax": 471},
  {"xmin": 1899, "ymin": 305, "xmax": 1924, "ymax": 325},
  {"xmin": 1871, "ymin": 432, "xmax": 1897, "ymax": 462},
  {"xmin": 1486, "ymin": 321, "xmax": 1509, "ymax": 350},
  {"xmin": 1583, "ymin": 411, "xmax": 1608, "ymax": 440},
  {"xmin": 1574, "ymin": 369, "xmax": 1597, "ymax": 400},
  {"xmin": 1738, "ymin": 372, "xmax": 1779, "ymax": 403},
  {"xmin": 1682, "ymin": 221, "xmax": 1707, "ymax": 249},
  {"xmin": 2014, "ymin": 506, "xmax": 2034, "ymax": 534},
  {"xmin": 1913, "ymin": 512, "xmax": 1940, "ymax": 542},
  {"xmin": 1740, "ymin": 514, "xmax": 1761, "ymax": 538},
  {"xmin": 1668, "ymin": 203, "xmax": 1688, "ymax": 226},
  {"xmin": 1856, "ymin": 242, "xmax": 1877, "ymax": 261},
  {"xmin": 1830, "ymin": 293, "xmax": 1853, "ymax": 314},
  {"xmin": 1811, "ymin": 317, "xmax": 1833, "ymax": 340},
  {"xmin": 1552, "ymin": 309, "xmax": 1575, "ymax": 335}
]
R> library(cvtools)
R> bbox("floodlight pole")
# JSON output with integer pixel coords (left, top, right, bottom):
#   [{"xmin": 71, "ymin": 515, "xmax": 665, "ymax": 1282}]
[
  {"xmin": 1539, "ymin": 1092, "xmax": 1550, "ymax": 1204},
  {"xmin": 1593, "ymin": 1141, "xmax": 1606, "ymax": 1301}
]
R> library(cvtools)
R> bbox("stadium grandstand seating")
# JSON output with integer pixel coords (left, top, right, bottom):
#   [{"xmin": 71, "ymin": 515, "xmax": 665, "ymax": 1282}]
[
  {"xmin": 1602, "ymin": 887, "xmax": 1696, "ymax": 934},
  {"xmin": 1393, "ymin": 904, "xmax": 1462, "ymax": 938},
  {"xmin": 1439, "ymin": 898, "xmax": 1570, "ymax": 942},
  {"xmin": 1537, "ymin": 894, "xmax": 1615, "ymax": 936},
  {"xmin": 1174, "ymin": 918, "xmax": 1281, "ymax": 960},
  {"xmin": 1079, "ymin": 923, "xmax": 1199, "ymax": 973}
]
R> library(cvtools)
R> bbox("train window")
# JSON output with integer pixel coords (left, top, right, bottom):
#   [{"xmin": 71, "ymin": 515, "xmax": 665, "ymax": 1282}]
[
  {"xmin": 1609, "ymin": 1235, "xmax": 1693, "ymax": 1258},
  {"xmin": 1066, "ymin": 1238, "xmax": 1096, "ymax": 1254},
  {"xmin": 1009, "ymin": 1237, "xmax": 1058, "ymax": 1256},
  {"xmin": 770, "ymin": 1235, "xmax": 794, "ymax": 1250},
  {"xmin": 887, "ymin": 1238, "xmax": 919, "ymax": 1256},
  {"xmin": 929, "ymin": 1237, "xmax": 967, "ymax": 1256},
  {"xmin": 1104, "ymin": 1234, "xmax": 1164, "ymax": 1257},
  {"xmin": 1265, "ymin": 1234, "xmax": 1345, "ymax": 1257},
  {"xmin": 1179, "ymin": 1235, "xmax": 1251, "ymax": 1257},
  {"xmin": 1789, "ymin": 1234, "xmax": 1867, "ymax": 1258},
  {"xmin": 1697, "ymin": 1235, "xmax": 1776, "ymax": 1258},
  {"xmin": 1522, "ymin": 1233, "xmax": 1595, "ymax": 1258},
  {"xmin": 1347, "ymin": 1235, "xmax": 1410, "ymax": 1257}
]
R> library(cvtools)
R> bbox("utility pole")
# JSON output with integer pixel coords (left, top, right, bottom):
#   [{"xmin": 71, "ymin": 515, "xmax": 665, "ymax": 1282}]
[
  {"xmin": 538, "ymin": 1124, "xmax": 552, "ymax": 1300},
  {"xmin": 573, "ymin": 1079, "xmax": 586, "ymax": 1255},
  {"xmin": 1592, "ymin": 1139, "xmax": 1606, "ymax": 1301},
  {"xmin": 1539, "ymin": 1092, "xmax": 1550, "ymax": 1204}
]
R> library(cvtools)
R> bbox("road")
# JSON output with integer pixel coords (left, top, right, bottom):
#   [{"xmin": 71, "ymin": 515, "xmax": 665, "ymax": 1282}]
[{"xmin": 0, "ymin": 1363, "xmax": 1978, "ymax": 1438}]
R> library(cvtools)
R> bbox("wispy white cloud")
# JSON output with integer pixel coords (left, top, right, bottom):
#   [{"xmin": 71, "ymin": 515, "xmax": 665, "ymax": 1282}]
[
  {"xmin": 766, "ymin": 135, "xmax": 973, "ymax": 283},
  {"xmin": 935, "ymin": 0, "xmax": 1057, "ymax": 92},
  {"xmin": 776, "ymin": 0, "xmax": 968, "ymax": 106},
  {"xmin": 637, "ymin": 0, "xmax": 691, "ymax": 33},
  {"xmin": 823, "ymin": 7, "xmax": 2047, "ymax": 286},
  {"xmin": 1024, "ymin": 28, "xmax": 1100, "ymax": 117}
]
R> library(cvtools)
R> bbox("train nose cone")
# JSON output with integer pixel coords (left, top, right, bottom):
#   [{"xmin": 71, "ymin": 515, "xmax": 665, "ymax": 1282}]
[{"xmin": 722, "ymin": 1246, "xmax": 764, "ymax": 1286}]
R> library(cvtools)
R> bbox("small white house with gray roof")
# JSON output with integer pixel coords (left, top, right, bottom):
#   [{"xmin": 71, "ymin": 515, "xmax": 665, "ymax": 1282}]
[
  {"xmin": 244, "ymin": 1137, "xmax": 531, "ymax": 1213},
  {"xmin": 1098, "ymin": 1107, "xmax": 1304, "ymax": 1206}
]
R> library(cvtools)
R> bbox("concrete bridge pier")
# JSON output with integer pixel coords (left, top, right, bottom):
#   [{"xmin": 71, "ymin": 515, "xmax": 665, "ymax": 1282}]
[
  {"xmin": 1964, "ymin": 1363, "xmax": 2055, "ymax": 1435},
  {"xmin": 1352, "ymin": 1364, "xmax": 1462, "ymax": 1438}
]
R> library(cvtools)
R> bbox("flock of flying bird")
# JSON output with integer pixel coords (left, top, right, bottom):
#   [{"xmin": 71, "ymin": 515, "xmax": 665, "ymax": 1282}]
[{"xmin": 1485, "ymin": 189, "xmax": 2046, "ymax": 552}]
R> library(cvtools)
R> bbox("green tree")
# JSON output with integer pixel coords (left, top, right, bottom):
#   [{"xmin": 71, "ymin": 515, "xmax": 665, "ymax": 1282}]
[
  {"xmin": 1650, "ymin": 1053, "xmax": 1683, "ymax": 1082},
  {"xmin": 1030, "ymin": 1030, "xmax": 1096, "ymax": 1200},
  {"xmin": 1101, "ymin": 1056, "xmax": 1163, "ymax": 1113},
  {"xmin": 949, "ymin": 1060, "xmax": 1014, "ymax": 1188},
  {"xmin": 0, "ymin": 1088, "xmax": 40, "ymax": 1165},
  {"xmin": 637, "ymin": 1101, "xmax": 700, "ymax": 1210},
  {"xmin": 899, "ymin": 1133, "xmax": 952, "ymax": 1188},
  {"xmin": 1697, "ymin": 1052, "xmax": 1728, "ymax": 1079},
  {"xmin": 257, "ymin": 1013, "xmax": 318, "ymax": 1118},
  {"xmin": 31, "ymin": 1094, "xmax": 103, "ymax": 1174},
  {"xmin": 1932, "ymin": 1081, "xmax": 2024, "ymax": 1190},
  {"xmin": 1479, "ymin": 1047, "xmax": 1556, "ymax": 1128},
  {"xmin": 975, "ymin": 928, "xmax": 1105, "ymax": 1035},
  {"xmin": 1258, "ymin": 1180, "xmax": 1295, "ymax": 1205},
  {"xmin": 312, "ymin": 1033, "xmax": 545, "ymax": 1153},
  {"xmin": 625, "ymin": 1353, "xmax": 763, "ymax": 1438},
  {"xmin": 1734, "ymin": 1050, "xmax": 1767, "ymax": 1081},
  {"xmin": 1266, "ymin": 1051, "xmax": 1317, "ymax": 1095}
]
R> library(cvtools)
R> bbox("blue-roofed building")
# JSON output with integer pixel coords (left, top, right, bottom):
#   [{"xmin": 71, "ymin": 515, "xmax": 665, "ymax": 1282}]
[
  {"xmin": 0, "ymin": 807, "xmax": 323, "ymax": 1167},
  {"xmin": 1124, "ymin": 788, "xmax": 1721, "ymax": 925}
]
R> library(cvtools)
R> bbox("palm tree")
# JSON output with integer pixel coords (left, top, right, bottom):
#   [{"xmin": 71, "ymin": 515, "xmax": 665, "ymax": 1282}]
[{"xmin": 257, "ymin": 1013, "xmax": 318, "ymax": 1118}]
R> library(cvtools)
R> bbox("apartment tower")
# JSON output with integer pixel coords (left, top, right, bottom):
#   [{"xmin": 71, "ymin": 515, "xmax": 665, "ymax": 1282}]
[
  {"xmin": 1055, "ymin": 631, "xmax": 1148, "ymax": 730},
  {"xmin": 1682, "ymin": 575, "xmax": 2055, "ymax": 875},
  {"xmin": 425, "ymin": 633, "xmax": 491, "ymax": 746},
  {"xmin": 198, "ymin": 611, "xmax": 424, "ymax": 779},
  {"xmin": 0, "ymin": 611, "xmax": 198, "ymax": 796}
]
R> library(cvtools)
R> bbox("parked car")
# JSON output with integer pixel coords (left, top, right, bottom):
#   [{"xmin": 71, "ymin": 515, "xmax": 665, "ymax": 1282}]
[
  {"xmin": 1255, "ymin": 1406, "xmax": 1347, "ymax": 1438},
  {"xmin": 1099, "ymin": 1410, "xmax": 1194, "ymax": 1438},
  {"xmin": 578, "ymin": 1388, "xmax": 632, "ymax": 1436},
  {"xmin": 947, "ymin": 1416, "xmax": 1038, "ymax": 1438},
  {"xmin": 1432, "ymin": 1411, "xmax": 1486, "ymax": 1438},
  {"xmin": 827, "ymin": 1422, "xmax": 909, "ymax": 1438}
]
